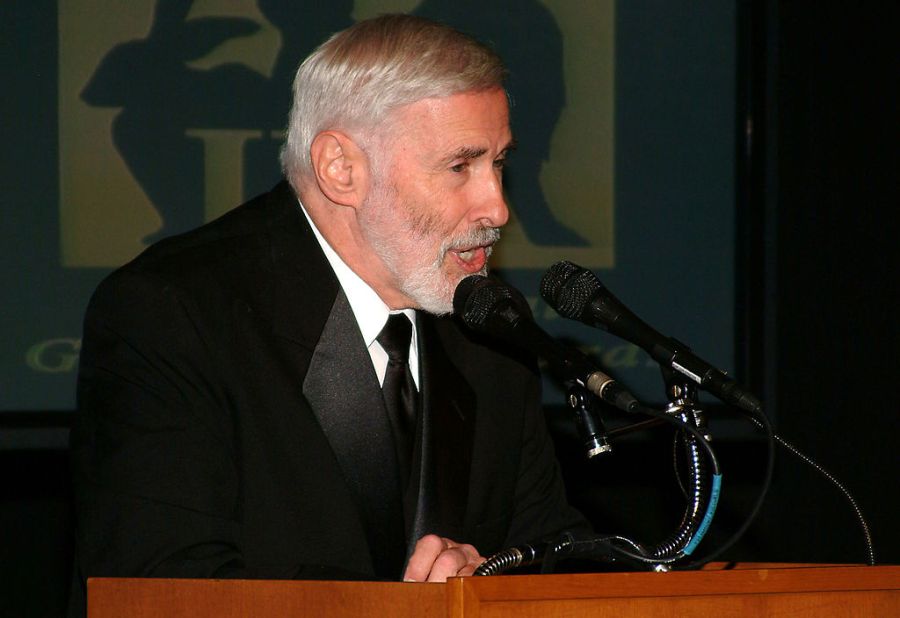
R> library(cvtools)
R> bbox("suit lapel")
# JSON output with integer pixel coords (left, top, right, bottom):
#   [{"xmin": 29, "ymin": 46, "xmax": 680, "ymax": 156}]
[
  {"xmin": 255, "ymin": 183, "xmax": 407, "ymax": 575},
  {"xmin": 302, "ymin": 291, "xmax": 407, "ymax": 578}
]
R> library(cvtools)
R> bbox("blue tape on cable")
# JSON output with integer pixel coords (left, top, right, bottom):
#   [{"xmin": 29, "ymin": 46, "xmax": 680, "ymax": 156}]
[{"xmin": 683, "ymin": 473, "xmax": 723, "ymax": 556}]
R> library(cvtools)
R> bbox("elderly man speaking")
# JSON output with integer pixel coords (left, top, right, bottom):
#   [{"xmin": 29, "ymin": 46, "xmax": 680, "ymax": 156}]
[{"xmin": 70, "ymin": 14, "xmax": 587, "ymax": 609}]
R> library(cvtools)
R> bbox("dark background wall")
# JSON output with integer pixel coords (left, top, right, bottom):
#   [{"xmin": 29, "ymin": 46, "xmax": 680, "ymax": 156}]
[
  {"xmin": 758, "ymin": 0, "xmax": 897, "ymax": 566},
  {"xmin": 2, "ymin": 2, "xmax": 897, "ymax": 616}
]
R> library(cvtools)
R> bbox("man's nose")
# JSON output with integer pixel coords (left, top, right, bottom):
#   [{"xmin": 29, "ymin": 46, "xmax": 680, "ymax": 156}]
[{"xmin": 471, "ymin": 172, "xmax": 509, "ymax": 228}]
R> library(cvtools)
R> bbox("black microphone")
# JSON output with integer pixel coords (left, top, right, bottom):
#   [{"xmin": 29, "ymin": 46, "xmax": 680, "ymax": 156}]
[
  {"xmin": 453, "ymin": 275, "xmax": 639, "ymax": 414},
  {"xmin": 540, "ymin": 261, "xmax": 762, "ymax": 415}
]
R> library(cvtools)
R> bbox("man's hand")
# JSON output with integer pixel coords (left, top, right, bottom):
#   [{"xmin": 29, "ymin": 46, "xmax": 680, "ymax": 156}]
[{"xmin": 403, "ymin": 534, "xmax": 485, "ymax": 582}]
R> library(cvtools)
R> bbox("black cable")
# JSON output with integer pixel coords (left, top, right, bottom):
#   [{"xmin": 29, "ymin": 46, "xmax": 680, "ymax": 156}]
[
  {"xmin": 680, "ymin": 406, "xmax": 775, "ymax": 569},
  {"xmin": 636, "ymin": 405, "xmax": 723, "ymax": 559},
  {"xmin": 652, "ymin": 413, "xmax": 712, "ymax": 558},
  {"xmin": 746, "ymin": 417, "xmax": 876, "ymax": 565}
]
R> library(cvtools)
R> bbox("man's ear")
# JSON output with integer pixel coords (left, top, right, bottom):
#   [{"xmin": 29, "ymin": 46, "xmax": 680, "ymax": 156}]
[{"xmin": 309, "ymin": 131, "xmax": 369, "ymax": 208}]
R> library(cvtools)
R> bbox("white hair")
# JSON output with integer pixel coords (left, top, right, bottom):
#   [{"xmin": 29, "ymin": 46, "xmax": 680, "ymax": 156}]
[{"xmin": 281, "ymin": 14, "xmax": 505, "ymax": 186}]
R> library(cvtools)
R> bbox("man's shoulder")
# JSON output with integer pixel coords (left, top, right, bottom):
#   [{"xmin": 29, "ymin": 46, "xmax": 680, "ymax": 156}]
[
  {"xmin": 85, "ymin": 180, "xmax": 328, "ymax": 327},
  {"xmin": 126, "ymin": 181, "xmax": 298, "ymax": 277}
]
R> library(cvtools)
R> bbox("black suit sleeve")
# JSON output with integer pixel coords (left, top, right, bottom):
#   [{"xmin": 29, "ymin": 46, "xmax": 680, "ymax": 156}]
[
  {"xmin": 503, "ymin": 372, "xmax": 592, "ymax": 547},
  {"xmin": 70, "ymin": 270, "xmax": 366, "ymax": 584}
]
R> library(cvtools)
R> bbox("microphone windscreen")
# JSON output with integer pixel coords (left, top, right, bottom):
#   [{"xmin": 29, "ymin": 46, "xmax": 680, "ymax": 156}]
[
  {"xmin": 452, "ymin": 274, "xmax": 483, "ymax": 317},
  {"xmin": 453, "ymin": 275, "xmax": 530, "ymax": 334},
  {"xmin": 453, "ymin": 275, "xmax": 497, "ymax": 329},
  {"xmin": 541, "ymin": 261, "xmax": 602, "ymax": 320}
]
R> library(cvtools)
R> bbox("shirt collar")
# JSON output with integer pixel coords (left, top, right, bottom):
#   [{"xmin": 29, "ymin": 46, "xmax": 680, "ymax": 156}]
[{"xmin": 296, "ymin": 200, "xmax": 418, "ymax": 350}]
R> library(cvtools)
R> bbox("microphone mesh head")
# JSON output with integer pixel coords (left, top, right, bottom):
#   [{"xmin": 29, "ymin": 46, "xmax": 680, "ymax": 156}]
[
  {"xmin": 559, "ymin": 269, "xmax": 603, "ymax": 319},
  {"xmin": 453, "ymin": 275, "xmax": 483, "ymax": 317},
  {"xmin": 541, "ymin": 261, "xmax": 601, "ymax": 319},
  {"xmin": 453, "ymin": 275, "xmax": 513, "ymax": 331},
  {"xmin": 539, "ymin": 261, "xmax": 579, "ymax": 306}
]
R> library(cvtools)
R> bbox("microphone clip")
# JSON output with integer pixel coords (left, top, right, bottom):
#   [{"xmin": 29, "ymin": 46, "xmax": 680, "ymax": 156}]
[
  {"xmin": 566, "ymin": 383, "xmax": 612, "ymax": 458},
  {"xmin": 660, "ymin": 362, "xmax": 712, "ymax": 443}
]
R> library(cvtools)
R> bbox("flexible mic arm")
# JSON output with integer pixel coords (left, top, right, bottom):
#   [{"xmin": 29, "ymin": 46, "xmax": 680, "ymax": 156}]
[
  {"xmin": 646, "ymin": 371, "xmax": 715, "ymax": 560},
  {"xmin": 474, "ymin": 533, "xmax": 574, "ymax": 576}
]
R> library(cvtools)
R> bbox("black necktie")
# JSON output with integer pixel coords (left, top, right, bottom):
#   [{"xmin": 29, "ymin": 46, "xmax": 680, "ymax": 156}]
[{"xmin": 377, "ymin": 313, "xmax": 418, "ymax": 485}]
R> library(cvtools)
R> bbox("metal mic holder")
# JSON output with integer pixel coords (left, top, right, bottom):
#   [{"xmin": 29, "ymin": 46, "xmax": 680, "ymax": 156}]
[{"xmin": 566, "ymin": 383, "xmax": 611, "ymax": 458}]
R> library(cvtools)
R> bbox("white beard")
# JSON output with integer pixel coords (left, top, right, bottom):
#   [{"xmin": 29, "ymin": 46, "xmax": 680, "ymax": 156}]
[{"xmin": 359, "ymin": 182, "xmax": 499, "ymax": 315}]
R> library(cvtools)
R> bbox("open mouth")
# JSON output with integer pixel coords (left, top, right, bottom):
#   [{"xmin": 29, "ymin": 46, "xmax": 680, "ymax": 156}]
[
  {"xmin": 445, "ymin": 227, "xmax": 500, "ymax": 274},
  {"xmin": 450, "ymin": 243, "xmax": 493, "ymax": 273}
]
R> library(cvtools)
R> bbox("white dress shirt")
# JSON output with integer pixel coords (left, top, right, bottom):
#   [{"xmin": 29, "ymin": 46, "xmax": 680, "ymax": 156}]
[{"xmin": 298, "ymin": 201, "xmax": 419, "ymax": 389}]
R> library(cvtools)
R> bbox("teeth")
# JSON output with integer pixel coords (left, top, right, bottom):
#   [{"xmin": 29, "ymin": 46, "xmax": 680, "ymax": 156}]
[{"xmin": 458, "ymin": 249, "xmax": 475, "ymax": 261}]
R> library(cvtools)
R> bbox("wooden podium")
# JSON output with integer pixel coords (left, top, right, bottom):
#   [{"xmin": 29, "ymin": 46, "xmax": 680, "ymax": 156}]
[{"xmin": 88, "ymin": 564, "xmax": 900, "ymax": 617}]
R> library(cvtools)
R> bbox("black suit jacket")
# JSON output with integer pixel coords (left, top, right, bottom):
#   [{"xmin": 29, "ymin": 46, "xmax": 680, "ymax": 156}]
[{"xmin": 70, "ymin": 181, "xmax": 586, "ymax": 597}]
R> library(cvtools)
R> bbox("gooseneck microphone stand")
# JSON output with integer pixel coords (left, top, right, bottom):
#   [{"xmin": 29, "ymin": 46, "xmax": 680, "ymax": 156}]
[
  {"xmin": 476, "ymin": 367, "xmax": 723, "ymax": 575},
  {"xmin": 645, "ymin": 368, "xmax": 717, "ymax": 561},
  {"xmin": 465, "ymin": 268, "xmax": 874, "ymax": 575}
]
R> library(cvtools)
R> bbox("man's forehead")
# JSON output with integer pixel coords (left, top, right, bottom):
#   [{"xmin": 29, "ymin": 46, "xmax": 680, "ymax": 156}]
[
  {"xmin": 394, "ymin": 88, "xmax": 508, "ymax": 121},
  {"xmin": 388, "ymin": 89, "xmax": 512, "ymax": 148}
]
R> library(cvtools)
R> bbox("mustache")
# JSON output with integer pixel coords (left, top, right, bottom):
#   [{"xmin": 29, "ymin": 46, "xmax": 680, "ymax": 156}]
[{"xmin": 444, "ymin": 226, "xmax": 501, "ymax": 253}]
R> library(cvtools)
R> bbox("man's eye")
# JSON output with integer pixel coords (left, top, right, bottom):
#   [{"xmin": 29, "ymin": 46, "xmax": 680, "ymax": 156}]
[
  {"xmin": 493, "ymin": 158, "xmax": 507, "ymax": 170},
  {"xmin": 450, "ymin": 162, "xmax": 468, "ymax": 173}
]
